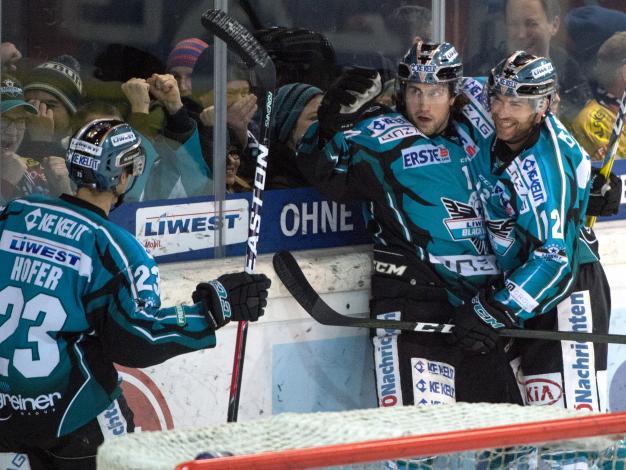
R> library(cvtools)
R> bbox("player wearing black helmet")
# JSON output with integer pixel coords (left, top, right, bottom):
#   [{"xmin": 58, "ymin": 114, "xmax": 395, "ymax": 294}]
[
  {"xmin": 456, "ymin": 51, "xmax": 611, "ymax": 417},
  {"xmin": 297, "ymin": 42, "xmax": 522, "ymax": 412},
  {"xmin": 0, "ymin": 119, "xmax": 270, "ymax": 469}
]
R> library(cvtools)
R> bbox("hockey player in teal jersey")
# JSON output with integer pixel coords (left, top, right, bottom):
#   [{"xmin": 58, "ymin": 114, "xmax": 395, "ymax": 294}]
[
  {"xmin": 454, "ymin": 52, "xmax": 612, "ymax": 417},
  {"xmin": 0, "ymin": 119, "xmax": 270, "ymax": 469},
  {"xmin": 297, "ymin": 43, "xmax": 521, "ymax": 410}
]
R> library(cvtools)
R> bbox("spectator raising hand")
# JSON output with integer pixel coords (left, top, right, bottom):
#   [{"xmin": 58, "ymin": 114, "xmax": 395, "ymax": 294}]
[
  {"xmin": 147, "ymin": 73, "xmax": 183, "ymax": 114},
  {"xmin": 121, "ymin": 77, "xmax": 151, "ymax": 114},
  {"xmin": 0, "ymin": 42, "xmax": 22, "ymax": 72}
]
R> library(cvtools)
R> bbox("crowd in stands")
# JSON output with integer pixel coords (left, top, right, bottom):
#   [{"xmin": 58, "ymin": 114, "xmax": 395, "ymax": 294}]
[{"xmin": 1, "ymin": 1, "xmax": 625, "ymax": 206}]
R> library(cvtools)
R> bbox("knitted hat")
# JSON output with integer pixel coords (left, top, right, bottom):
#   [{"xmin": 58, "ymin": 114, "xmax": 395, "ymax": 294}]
[
  {"xmin": 0, "ymin": 76, "xmax": 37, "ymax": 114},
  {"xmin": 271, "ymin": 83, "xmax": 323, "ymax": 145},
  {"xmin": 24, "ymin": 57, "xmax": 83, "ymax": 114},
  {"xmin": 565, "ymin": 6, "xmax": 626, "ymax": 61},
  {"xmin": 167, "ymin": 38, "xmax": 209, "ymax": 71},
  {"xmin": 598, "ymin": 31, "xmax": 626, "ymax": 66}
]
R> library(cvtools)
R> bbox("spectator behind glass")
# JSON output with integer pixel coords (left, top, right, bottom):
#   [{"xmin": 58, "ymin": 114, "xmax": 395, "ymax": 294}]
[
  {"xmin": 0, "ymin": 76, "xmax": 42, "ymax": 203},
  {"xmin": 572, "ymin": 32, "xmax": 626, "ymax": 161},
  {"xmin": 167, "ymin": 38, "xmax": 209, "ymax": 100},
  {"xmin": 465, "ymin": 0, "xmax": 590, "ymax": 124},
  {"xmin": 20, "ymin": 56, "xmax": 81, "ymax": 195},
  {"xmin": 120, "ymin": 73, "xmax": 212, "ymax": 200},
  {"xmin": 385, "ymin": 5, "xmax": 432, "ymax": 46},
  {"xmin": 565, "ymin": 6, "xmax": 626, "ymax": 77},
  {"xmin": 0, "ymin": 42, "xmax": 22, "ymax": 72},
  {"xmin": 267, "ymin": 83, "xmax": 323, "ymax": 189},
  {"xmin": 255, "ymin": 27, "xmax": 337, "ymax": 91},
  {"xmin": 186, "ymin": 48, "xmax": 258, "ymax": 189},
  {"xmin": 226, "ymin": 144, "xmax": 251, "ymax": 194}
]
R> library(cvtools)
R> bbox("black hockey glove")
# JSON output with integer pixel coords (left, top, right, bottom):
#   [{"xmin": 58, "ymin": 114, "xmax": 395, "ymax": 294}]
[
  {"xmin": 317, "ymin": 66, "xmax": 383, "ymax": 143},
  {"xmin": 449, "ymin": 293, "xmax": 516, "ymax": 355},
  {"xmin": 586, "ymin": 167, "xmax": 622, "ymax": 217},
  {"xmin": 192, "ymin": 273, "xmax": 271, "ymax": 329}
]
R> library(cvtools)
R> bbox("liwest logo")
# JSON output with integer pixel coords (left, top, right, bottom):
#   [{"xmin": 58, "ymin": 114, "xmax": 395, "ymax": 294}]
[
  {"xmin": 143, "ymin": 213, "xmax": 240, "ymax": 236},
  {"xmin": 111, "ymin": 131, "xmax": 137, "ymax": 147},
  {"xmin": 402, "ymin": 145, "xmax": 450, "ymax": 169},
  {"xmin": 136, "ymin": 200, "xmax": 248, "ymax": 257},
  {"xmin": 1, "ymin": 230, "xmax": 87, "ymax": 272},
  {"xmin": 531, "ymin": 62, "xmax": 554, "ymax": 79}
]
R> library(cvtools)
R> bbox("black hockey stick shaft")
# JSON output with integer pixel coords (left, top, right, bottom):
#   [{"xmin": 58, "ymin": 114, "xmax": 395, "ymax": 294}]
[
  {"xmin": 586, "ymin": 89, "xmax": 626, "ymax": 228},
  {"xmin": 202, "ymin": 9, "xmax": 276, "ymax": 423},
  {"xmin": 273, "ymin": 250, "xmax": 626, "ymax": 344}
]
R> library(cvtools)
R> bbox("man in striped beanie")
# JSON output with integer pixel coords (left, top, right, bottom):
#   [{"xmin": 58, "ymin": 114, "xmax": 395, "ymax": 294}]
[{"xmin": 166, "ymin": 38, "xmax": 209, "ymax": 98}]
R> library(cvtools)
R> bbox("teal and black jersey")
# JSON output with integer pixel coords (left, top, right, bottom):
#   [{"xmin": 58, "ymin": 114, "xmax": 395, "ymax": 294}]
[
  {"xmin": 0, "ymin": 194, "xmax": 214, "ymax": 439},
  {"xmin": 458, "ymin": 78, "xmax": 592, "ymax": 320},
  {"xmin": 297, "ymin": 111, "xmax": 500, "ymax": 300}
]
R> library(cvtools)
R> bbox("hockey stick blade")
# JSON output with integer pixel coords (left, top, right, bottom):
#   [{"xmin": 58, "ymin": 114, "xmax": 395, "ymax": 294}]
[
  {"xmin": 201, "ymin": 9, "xmax": 269, "ymax": 68},
  {"xmin": 273, "ymin": 251, "xmax": 626, "ymax": 344}
]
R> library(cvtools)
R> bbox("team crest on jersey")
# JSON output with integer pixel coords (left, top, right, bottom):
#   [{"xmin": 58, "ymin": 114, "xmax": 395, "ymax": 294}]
[
  {"xmin": 441, "ymin": 194, "xmax": 488, "ymax": 254},
  {"xmin": 485, "ymin": 218, "xmax": 515, "ymax": 256},
  {"xmin": 367, "ymin": 116, "xmax": 410, "ymax": 137},
  {"xmin": 402, "ymin": 144, "xmax": 450, "ymax": 169}
]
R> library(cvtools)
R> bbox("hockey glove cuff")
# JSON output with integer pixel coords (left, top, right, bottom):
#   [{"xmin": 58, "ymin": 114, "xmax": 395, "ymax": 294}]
[
  {"xmin": 587, "ymin": 168, "xmax": 622, "ymax": 217},
  {"xmin": 449, "ymin": 293, "xmax": 516, "ymax": 355},
  {"xmin": 193, "ymin": 272, "xmax": 271, "ymax": 327},
  {"xmin": 317, "ymin": 67, "xmax": 383, "ymax": 143}
]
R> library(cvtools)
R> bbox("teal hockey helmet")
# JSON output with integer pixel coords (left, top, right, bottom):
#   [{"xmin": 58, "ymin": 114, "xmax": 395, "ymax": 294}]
[
  {"xmin": 396, "ymin": 41, "xmax": 463, "ymax": 110},
  {"xmin": 66, "ymin": 118, "xmax": 145, "ymax": 192},
  {"xmin": 488, "ymin": 51, "xmax": 557, "ymax": 99}
]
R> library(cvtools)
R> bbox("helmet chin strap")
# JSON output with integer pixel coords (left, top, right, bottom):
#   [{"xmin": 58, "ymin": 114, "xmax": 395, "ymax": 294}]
[{"xmin": 110, "ymin": 174, "xmax": 136, "ymax": 211}]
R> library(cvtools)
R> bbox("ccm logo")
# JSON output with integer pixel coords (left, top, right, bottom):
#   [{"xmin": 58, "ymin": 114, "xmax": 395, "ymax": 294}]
[{"xmin": 374, "ymin": 261, "xmax": 407, "ymax": 276}]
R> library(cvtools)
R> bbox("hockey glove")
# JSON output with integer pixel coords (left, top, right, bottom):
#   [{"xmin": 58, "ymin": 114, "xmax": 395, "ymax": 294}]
[
  {"xmin": 317, "ymin": 66, "xmax": 383, "ymax": 143},
  {"xmin": 449, "ymin": 293, "xmax": 516, "ymax": 355},
  {"xmin": 192, "ymin": 273, "xmax": 271, "ymax": 329},
  {"xmin": 587, "ymin": 168, "xmax": 622, "ymax": 217}
]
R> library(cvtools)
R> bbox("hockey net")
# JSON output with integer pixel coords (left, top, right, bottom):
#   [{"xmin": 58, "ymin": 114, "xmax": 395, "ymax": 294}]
[{"xmin": 97, "ymin": 403, "xmax": 626, "ymax": 470}]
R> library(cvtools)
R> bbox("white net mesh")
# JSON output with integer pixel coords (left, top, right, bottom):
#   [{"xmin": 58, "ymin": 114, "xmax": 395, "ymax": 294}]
[{"xmin": 96, "ymin": 403, "xmax": 626, "ymax": 470}]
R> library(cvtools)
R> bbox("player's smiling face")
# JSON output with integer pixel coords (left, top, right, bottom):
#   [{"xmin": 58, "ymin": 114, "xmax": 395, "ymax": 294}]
[
  {"xmin": 490, "ymin": 93, "xmax": 544, "ymax": 151},
  {"xmin": 404, "ymin": 82, "xmax": 454, "ymax": 136}
]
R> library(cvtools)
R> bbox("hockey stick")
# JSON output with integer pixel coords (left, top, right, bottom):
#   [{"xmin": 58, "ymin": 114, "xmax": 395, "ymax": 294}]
[
  {"xmin": 201, "ymin": 9, "xmax": 276, "ymax": 423},
  {"xmin": 586, "ymin": 89, "xmax": 626, "ymax": 228},
  {"xmin": 273, "ymin": 250, "xmax": 626, "ymax": 344}
]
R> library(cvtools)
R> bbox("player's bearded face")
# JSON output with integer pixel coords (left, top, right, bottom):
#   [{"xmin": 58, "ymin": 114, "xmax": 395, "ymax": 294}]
[
  {"xmin": 404, "ymin": 82, "xmax": 454, "ymax": 136},
  {"xmin": 490, "ymin": 94, "xmax": 539, "ymax": 149}
]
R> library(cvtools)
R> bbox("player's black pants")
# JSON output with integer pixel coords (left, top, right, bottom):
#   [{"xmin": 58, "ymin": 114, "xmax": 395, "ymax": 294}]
[
  {"xmin": 511, "ymin": 261, "xmax": 610, "ymax": 410},
  {"xmin": 370, "ymin": 248, "xmax": 521, "ymax": 407},
  {"xmin": 0, "ymin": 395, "xmax": 134, "ymax": 470}
]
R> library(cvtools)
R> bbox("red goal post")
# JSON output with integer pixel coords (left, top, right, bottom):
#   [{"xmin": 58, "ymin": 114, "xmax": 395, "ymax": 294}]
[
  {"xmin": 96, "ymin": 403, "xmax": 626, "ymax": 470},
  {"xmin": 176, "ymin": 412, "xmax": 626, "ymax": 469}
]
